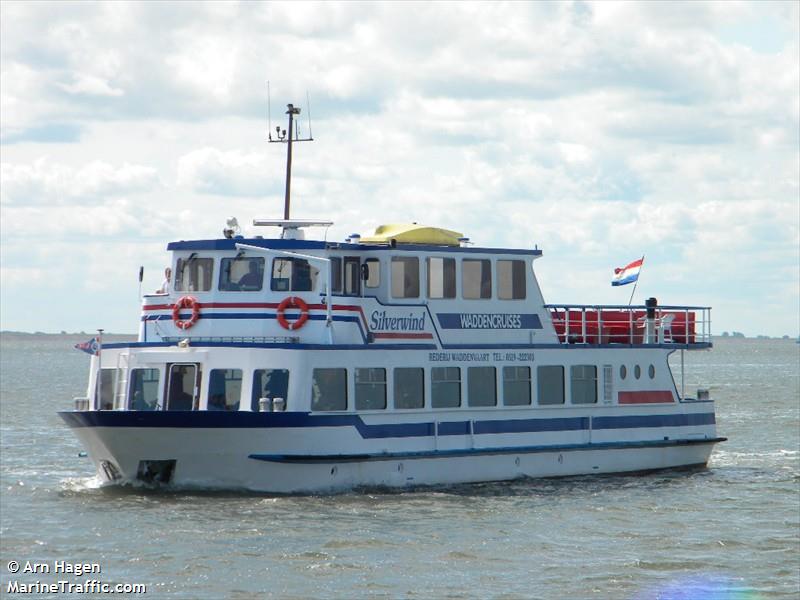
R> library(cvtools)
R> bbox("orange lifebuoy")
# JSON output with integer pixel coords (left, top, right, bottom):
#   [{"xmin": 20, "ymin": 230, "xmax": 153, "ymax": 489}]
[
  {"xmin": 172, "ymin": 296, "xmax": 200, "ymax": 330},
  {"xmin": 276, "ymin": 296, "xmax": 309, "ymax": 330}
]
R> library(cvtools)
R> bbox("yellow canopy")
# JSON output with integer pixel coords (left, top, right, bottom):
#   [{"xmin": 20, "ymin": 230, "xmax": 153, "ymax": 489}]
[{"xmin": 359, "ymin": 223, "xmax": 464, "ymax": 246}]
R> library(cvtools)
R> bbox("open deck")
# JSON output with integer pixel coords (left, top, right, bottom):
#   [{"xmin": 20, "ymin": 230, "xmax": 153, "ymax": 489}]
[{"xmin": 545, "ymin": 304, "xmax": 711, "ymax": 348}]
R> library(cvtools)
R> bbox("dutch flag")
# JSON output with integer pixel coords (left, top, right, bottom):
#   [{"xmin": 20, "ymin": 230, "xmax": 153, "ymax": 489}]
[
  {"xmin": 612, "ymin": 257, "xmax": 644, "ymax": 287},
  {"xmin": 74, "ymin": 337, "xmax": 100, "ymax": 356}
]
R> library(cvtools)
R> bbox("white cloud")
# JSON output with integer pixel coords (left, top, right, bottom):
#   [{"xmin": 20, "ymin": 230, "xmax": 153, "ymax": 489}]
[
  {"xmin": 176, "ymin": 147, "xmax": 278, "ymax": 197},
  {"xmin": 0, "ymin": 158, "xmax": 161, "ymax": 205}
]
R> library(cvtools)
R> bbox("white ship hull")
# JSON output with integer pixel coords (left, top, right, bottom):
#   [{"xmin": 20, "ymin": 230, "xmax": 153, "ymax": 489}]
[{"xmin": 64, "ymin": 403, "xmax": 721, "ymax": 493}]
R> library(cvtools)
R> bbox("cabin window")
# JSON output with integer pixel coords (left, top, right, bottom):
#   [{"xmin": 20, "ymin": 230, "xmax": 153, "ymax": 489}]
[
  {"xmin": 208, "ymin": 369, "xmax": 242, "ymax": 411},
  {"xmin": 619, "ymin": 365, "xmax": 627, "ymax": 380},
  {"xmin": 95, "ymin": 368, "xmax": 116, "ymax": 410},
  {"xmin": 219, "ymin": 257, "xmax": 264, "ymax": 291},
  {"xmin": 175, "ymin": 257, "xmax": 214, "ymax": 292},
  {"xmin": 394, "ymin": 368, "xmax": 424, "ymax": 409},
  {"xmin": 129, "ymin": 368, "xmax": 160, "ymax": 411},
  {"xmin": 570, "ymin": 365, "xmax": 597, "ymax": 404},
  {"xmin": 391, "ymin": 257, "xmax": 420, "ymax": 298},
  {"xmin": 431, "ymin": 367, "xmax": 461, "ymax": 408},
  {"xmin": 648, "ymin": 364, "xmax": 656, "ymax": 379},
  {"xmin": 427, "ymin": 257, "xmax": 456, "ymax": 299},
  {"xmin": 468, "ymin": 366, "xmax": 497, "ymax": 407},
  {"xmin": 634, "ymin": 365, "xmax": 642, "ymax": 379},
  {"xmin": 537, "ymin": 366, "xmax": 565, "ymax": 405},
  {"xmin": 330, "ymin": 257, "xmax": 342, "ymax": 293},
  {"xmin": 252, "ymin": 369, "xmax": 289, "ymax": 411},
  {"xmin": 365, "ymin": 258, "xmax": 381, "ymax": 288},
  {"xmin": 271, "ymin": 258, "xmax": 318, "ymax": 292},
  {"xmin": 355, "ymin": 368, "xmax": 387, "ymax": 410},
  {"xmin": 503, "ymin": 366, "xmax": 531, "ymax": 406},
  {"xmin": 462, "ymin": 259, "xmax": 492, "ymax": 299},
  {"xmin": 166, "ymin": 364, "xmax": 199, "ymax": 411},
  {"xmin": 344, "ymin": 257, "xmax": 360, "ymax": 296},
  {"xmin": 497, "ymin": 260, "xmax": 526, "ymax": 300},
  {"xmin": 312, "ymin": 368, "xmax": 347, "ymax": 411}
]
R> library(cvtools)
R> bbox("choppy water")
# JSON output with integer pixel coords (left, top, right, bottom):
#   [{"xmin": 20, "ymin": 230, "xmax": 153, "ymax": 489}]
[{"xmin": 1, "ymin": 335, "xmax": 798, "ymax": 599}]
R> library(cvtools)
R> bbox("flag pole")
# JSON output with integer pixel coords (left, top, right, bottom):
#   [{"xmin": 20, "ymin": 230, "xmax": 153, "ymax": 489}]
[
  {"xmin": 627, "ymin": 255, "xmax": 645, "ymax": 305},
  {"xmin": 95, "ymin": 329, "xmax": 104, "ymax": 410}
]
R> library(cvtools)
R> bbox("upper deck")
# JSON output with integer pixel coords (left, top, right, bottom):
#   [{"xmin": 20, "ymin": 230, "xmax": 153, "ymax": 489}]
[{"xmin": 140, "ymin": 222, "xmax": 710, "ymax": 350}]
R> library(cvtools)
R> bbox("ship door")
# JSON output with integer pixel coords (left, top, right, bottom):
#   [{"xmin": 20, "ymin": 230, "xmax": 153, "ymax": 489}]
[
  {"xmin": 344, "ymin": 257, "xmax": 361, "ymax": 297},
  {"xmin": 165, "ymin": 363, "xmax": 201, "ymax": 411}
]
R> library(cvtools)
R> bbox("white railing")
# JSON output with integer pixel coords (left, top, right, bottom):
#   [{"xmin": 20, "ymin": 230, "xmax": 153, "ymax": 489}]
[{"xmin": 544, "ymin": 304, "xmax": 712, "ymax": 347}]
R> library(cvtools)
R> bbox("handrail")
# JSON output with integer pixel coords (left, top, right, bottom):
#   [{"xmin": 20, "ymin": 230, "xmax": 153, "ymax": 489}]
[{"xmin": 544, "ymin": 304, "xmax": 712, "ymax": 347}]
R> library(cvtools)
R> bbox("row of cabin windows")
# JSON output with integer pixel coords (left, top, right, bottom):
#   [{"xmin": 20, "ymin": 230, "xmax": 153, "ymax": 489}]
[
  {"xmin": 122, "ymin": 366, "xmax": 289, "ymax": 412},
  {"xmin": 173, "ymin": 255, "xmax": 527, "ymax": 300},
  {"xmin": 108, "ymin": 364, "xmax": 598, "ymax": 412},
  {"xmin": 311, "ymin": 365, "xmax": 599, "ymax": 411}
]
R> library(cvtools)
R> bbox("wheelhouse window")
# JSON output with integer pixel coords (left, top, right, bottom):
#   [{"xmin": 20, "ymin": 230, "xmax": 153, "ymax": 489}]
[
  {"xmin": 344, "ymin": 257, "xmax": 360, "ymax": 296},
  {"xmin": 312, "ymin": 368, "xmax": 347, "ymax": 411},
  {"xmin": 571, "ymin": 365, "xmax": 597, "ymax": 404},
  {"xmin": 462, "ymin": 259, "xmax": 492, "ymax": 299},
  {"xmin": 97, "ymin": 368, "xmax": 115, "ymax": 410},
  {"xmin": 427, "ymin": 257, "xmax": 456, "ymax": 299},
  {"xmin": 394, "ymin": 368, "xmax": 424, "ymax": 409},
  {"xmin": 208, "ymin": 369, "xmax": 242, "ymax": 411},
  {"xmin": 330, "ymin": 257, "xmax": 342, "ymax": 293},
  {"xmin": 468, "ymin": 366, "xmax": 497, "ymax": 407},
  {"xmin": 252, "ymin": 369, "xmax": 289, "ymax": 412},
  {"xmin": 497, "ymin": 260, "xmax": 526, "ymax": 300},
  {"xmin": 129, "ymin": 368, "xmax": 160, "ymax": 411},
  {"xmin": 365, "ymin": 258, "xmax": 381, "ymax": 288},
  {"xmin": 537, "ymin": 366, "xmax": 565, "ymax": 405},
  {"xmin": 355, "ymin": 368, "xmax": 387, "ymax": 410},
  {"xmin": 271, "ymin": 258, "xmax": 318, "ymax": 292},
  {"xmin": 219, "ymin": 257, "xmax": 264, "ymax": 291},
  {"xmin": 431, "ymin": 367, "xmax": 460, "ymax": 408},
  {"xmin": 175, "ymin": 257, "xmax": 214, "ymax": 292},
  {"xmin": 391, "ymin": 257, "xmax": 420, "ymax": 298},
  {"xmin": 503, "ymin": 366, "xmax": 531, "ymax": 406},
  {"xmin": 166, "ymin": 364, "xmax": 199, "ymax": 411}
]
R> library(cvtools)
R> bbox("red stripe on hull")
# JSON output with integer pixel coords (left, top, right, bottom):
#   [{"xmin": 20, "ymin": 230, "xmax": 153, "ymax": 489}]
[
  {"xmin": 372, "ymin": 332, "xmax": 434, "ymax": 340},
  {"xmin": 618, "ymin": 391, "xmax": 674, "ymax": 404}
]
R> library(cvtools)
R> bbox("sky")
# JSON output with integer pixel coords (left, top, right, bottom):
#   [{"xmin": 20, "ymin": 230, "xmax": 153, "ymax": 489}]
[{"xmin": 1, "ymin": 1, "xmax": 798, "ymax": 337}]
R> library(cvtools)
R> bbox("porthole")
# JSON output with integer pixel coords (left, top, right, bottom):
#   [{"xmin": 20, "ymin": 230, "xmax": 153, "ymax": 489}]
[
  {"xmin": 619, "ymin": 365, "xmax": 627, "ymax": 380},
  {"xmin": 634, "ymin": 365, "xmax": 641, "ymax": 379},
  {"xmin": 648, "ymin": 364, "xmax": 655, "ymax": 379}
]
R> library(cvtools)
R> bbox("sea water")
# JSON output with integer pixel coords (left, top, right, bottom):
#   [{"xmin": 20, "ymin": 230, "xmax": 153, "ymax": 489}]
[{"xmin": 0, "ymin": 334, "xmax": 797, "ymax": 599}]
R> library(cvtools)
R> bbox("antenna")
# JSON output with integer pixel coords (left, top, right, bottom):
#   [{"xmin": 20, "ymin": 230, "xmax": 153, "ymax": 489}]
[{"xmin": 269, "ymin": 99, "xmax": 314, "ymax": 220}]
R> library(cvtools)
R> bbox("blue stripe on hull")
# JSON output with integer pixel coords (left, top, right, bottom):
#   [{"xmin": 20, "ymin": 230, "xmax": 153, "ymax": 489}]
[
  {"xmin": 249, "ymin": 437, "xmax": 727, "ymax": 463},
  {"xmin": 59, "ymin": 411, "xmax": 716, "ymax": 438}
]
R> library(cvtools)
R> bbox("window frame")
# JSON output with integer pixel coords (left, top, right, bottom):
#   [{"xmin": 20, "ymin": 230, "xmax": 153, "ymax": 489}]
[
  {"xmin": 467, "ymin": 366, "xmax": 497, "ymax": 407},
  {"xmin": 391, "ymin": 256, "xmax": 421, "ymax": 299},
  {"xmin": 462, "ymin": 258, "xmax": 492, "ymax": 299},
  {"xmin": 393, "ymin": 367, "xmax": 425, "ymax": 409},
  {"xmin": 431, "ymin": 366, "xmax": 461, "ymax": 408},
  {"xmin": 537, "ymin": 365, "xmax": 565, "ymax": 405},
  {"xmin": 175, "ymin": 257, "xmax": 214, "ymax": 292}
]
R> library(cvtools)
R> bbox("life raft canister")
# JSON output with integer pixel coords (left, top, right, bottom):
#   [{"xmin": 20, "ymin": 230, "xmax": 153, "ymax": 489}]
[
  {"xmin": 276, "ymin": 296, "xmax": 309, "ymax": 330},
  {"xmin": 172, "ymin": 295, "xmax": 200, "ymax": 330}
]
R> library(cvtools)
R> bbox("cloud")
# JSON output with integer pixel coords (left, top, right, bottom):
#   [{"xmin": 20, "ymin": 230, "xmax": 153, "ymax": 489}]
[
  {"xmin": 176, "ymin": 147, "xmax": 280, "ymax": 197},
  {"xmin": 0, "ymin": 158, "xmax": 161, "ymax": 205}
]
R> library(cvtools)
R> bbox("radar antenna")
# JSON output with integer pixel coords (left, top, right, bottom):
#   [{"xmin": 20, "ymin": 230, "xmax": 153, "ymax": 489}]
[{"xmin": 267, "ymin": 91, "xmax": 314, "ymax": 220}]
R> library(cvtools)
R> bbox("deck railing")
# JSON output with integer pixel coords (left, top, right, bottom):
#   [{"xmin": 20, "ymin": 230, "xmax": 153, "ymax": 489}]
[{"xmin": 544, "ymin": 304, "xmax": 712, "ymax": 347}]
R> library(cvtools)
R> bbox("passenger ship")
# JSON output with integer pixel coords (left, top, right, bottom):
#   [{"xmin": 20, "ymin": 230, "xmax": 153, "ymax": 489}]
[{"xmin": 60, "ymin": 106, "xmax": 724, "ymax": 493}]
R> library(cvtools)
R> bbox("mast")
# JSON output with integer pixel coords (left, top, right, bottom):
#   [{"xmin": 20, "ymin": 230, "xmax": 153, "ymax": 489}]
[{"xmin": 268, "ymin": 102, "xmax": 313, "ymax": 220}]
